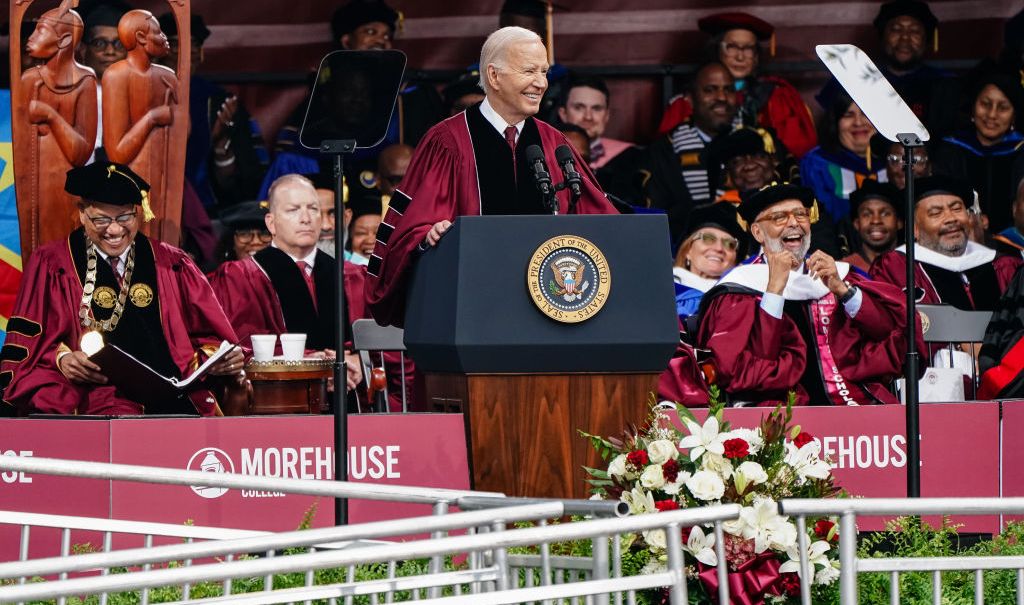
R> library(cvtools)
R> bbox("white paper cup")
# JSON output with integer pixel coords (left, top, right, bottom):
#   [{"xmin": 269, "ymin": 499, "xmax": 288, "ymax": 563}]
[
  {"xmin": 250, "ymin": 334, "xmax": 277, "ymax": 362},
  {"xmin": 279, "ymin": 333, "xmax": 307, "ymax": 361}
]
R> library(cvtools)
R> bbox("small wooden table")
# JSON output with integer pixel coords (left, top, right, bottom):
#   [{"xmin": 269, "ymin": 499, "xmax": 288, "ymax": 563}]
[{"xmin": 246, "ymin": 359, "xmax": 333, "ymax": 415}]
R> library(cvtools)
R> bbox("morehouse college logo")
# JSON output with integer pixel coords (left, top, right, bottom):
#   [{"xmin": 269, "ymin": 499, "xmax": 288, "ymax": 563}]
[
  {"xmin": 187, "ymin": 447, "xmax": 234, "ymax": 499},
  {"xmin": 527, "ymin": 235, "xmax": 611, "ymax": 323}
]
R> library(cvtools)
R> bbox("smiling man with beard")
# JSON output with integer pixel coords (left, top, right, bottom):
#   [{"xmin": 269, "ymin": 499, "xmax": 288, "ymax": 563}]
[
  {"xmin": 871, "ymin": 175, "xmax": 1022, "ymax": 311},
  {"xmin": 694, "ymin": 182, "xmax": 909, "ymax": 406}
]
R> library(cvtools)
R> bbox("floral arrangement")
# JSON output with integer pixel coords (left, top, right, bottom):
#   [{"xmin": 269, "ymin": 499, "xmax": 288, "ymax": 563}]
[{"xmin": 582, "ymin": 394, "xmax": 843, "ymax": 604}]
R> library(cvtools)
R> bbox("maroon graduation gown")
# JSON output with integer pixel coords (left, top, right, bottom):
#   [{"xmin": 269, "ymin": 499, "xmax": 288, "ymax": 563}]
[
  {"xmin": 365, "ymin": 106, "xmax": 618, "ymax": 327},
  {"xmin": 0, "ymin": 235, "xmax": 238, "ymax": 416},
  {"xmin": 696, "ymin": 266, "xmax": 908, "ymax": 406}
]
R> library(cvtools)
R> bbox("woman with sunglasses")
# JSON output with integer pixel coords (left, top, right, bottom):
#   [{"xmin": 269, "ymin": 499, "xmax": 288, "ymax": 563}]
[{"xmin": 672, "ymin": 203, "xmax": 747, "ymax": 321}]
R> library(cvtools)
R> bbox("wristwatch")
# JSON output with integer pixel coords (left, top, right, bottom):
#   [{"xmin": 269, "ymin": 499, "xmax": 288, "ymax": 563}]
[{"xmin": 838, "ymin": 281, "xmax": 859, "ymax": 305}]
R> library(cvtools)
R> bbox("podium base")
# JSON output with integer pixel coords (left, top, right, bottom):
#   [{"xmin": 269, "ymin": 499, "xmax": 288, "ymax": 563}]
[{"xmin": 424, "ymin": 372, "xmax": 657, "ymax": 499}]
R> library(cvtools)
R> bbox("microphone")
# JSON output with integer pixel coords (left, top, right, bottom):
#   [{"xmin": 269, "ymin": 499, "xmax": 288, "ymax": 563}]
[
  {"xmin": 554, "ymin": 144, "xmax": 584, "ymax": 201},
  {"xmin": 525, "ymin": 144, "xmax": 557, "ymax": 214}
]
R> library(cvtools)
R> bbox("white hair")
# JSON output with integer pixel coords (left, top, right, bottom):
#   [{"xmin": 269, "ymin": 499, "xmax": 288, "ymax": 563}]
[
  {"xmin": 267, "ymin": 173, "xmax": 317, "ymax": 211},
  {"xmin": 478, "ymin": 26, "xmax": 543, "ymax": 94}
]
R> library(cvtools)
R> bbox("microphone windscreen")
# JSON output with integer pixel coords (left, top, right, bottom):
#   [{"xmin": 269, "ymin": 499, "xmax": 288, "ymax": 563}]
[
  {"xmin": 525, "ymin": 144, "xmax": 545, "ymax": 163},
  {"xmin": 554, "ymin": 144, "xmax": 574, "ymax": 165}
]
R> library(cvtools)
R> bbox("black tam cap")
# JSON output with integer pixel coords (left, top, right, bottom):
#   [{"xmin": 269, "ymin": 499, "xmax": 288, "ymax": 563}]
[
  {"xmin": 66, "ymin": 162, "xmax": 150, "ymax": 207},
  {"xmin": 697, "ymin": 12, "xmax": 774, "ymax": 40},
  {"xmin": 686, "ymin": 202, "xmax": 748, "ymax": 244},
  {"xmin": 331, "ymin": 0, "xmax": 398, "ymax": 43},
  {"xmin": 738, "ymin": 181, "xmax": 814, "ymax": 225},
  {"xmin": 77, "ymin": 0, "xmax": 132, "ymax": 31},
  {"xmin": 303, "ymin": 172, "xmax": 335, "ymax": 192},
  {"xmin": 348, "ymin": 185, "xmax": 383, "ymax": 220},
  {"xmin": 708, "ymin": 127, "xmax": 774, "ymax": 166},
  {"xmin": 157, "ymin": 12, "xmax": 212, "ymax": 44},
  {"xmin": 443, "ymin": 66, "xmax": 484, "ymax": 107},
  {"xmin": 873, "ymin": 0, "xmax": 938, "ymax": 37},
  {"xmin": 220, "ymin": 200, "xmax": 268, "ymax": 231},
  {"xmin": 913, "ymin": 175, "xmax": 974, "ymax": 206},
  {"xmin": 850, "ymin": 180, "xmax": 903, "ymax": 219},
  {"xmin": 501, "ymin": 0, "xmax": 548, "ymax": 18}
]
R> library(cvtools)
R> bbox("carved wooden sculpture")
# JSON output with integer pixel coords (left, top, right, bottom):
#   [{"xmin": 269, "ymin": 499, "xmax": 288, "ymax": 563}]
[
  {"xmin": 10, "ymin": 0, "xmax": 190, "ymax": 260},
  {"xmin": 10, "ymin": 0, "xmax": 97, "ymax": 257},
  {"xmin": 102, "ymin": 7, "xmax": 189, "ymax": 245}
]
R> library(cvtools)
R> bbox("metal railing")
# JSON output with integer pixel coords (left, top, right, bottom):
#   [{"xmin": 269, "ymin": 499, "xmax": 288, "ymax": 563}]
[{"xmin": 779, "ymin": 497, "xmax": 1024, "ymax": 605}]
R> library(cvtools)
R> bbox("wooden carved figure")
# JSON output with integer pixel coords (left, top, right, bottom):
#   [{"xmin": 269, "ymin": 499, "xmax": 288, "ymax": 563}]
[{"xmin": 14, "ymin": 0, "xmax": 98, "ymax": 256}]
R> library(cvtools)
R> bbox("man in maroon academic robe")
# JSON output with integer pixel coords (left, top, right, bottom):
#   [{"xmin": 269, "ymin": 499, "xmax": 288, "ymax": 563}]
[
  {"xmin": 209, "ymin": 174, "xmax": 363, "ymax": 392},
  {"xmin": 871, "ymin": 175, "xmax": 1022, "ymax": 310},
  {"xmin": 695, "ymin": 182, "xmax": 909, "ymax": 406},
  {"xmin": 365, "ymin": 26, "xmax": 617, "ymax": 327},
  {"xmin": 0, "ymin": 162, "xmax": 245, "ymax": 417}
]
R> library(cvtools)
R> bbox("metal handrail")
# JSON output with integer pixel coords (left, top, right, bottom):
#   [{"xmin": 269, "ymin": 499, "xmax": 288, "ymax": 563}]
[
  {"xmin": 0, "ymin": 455, "xmax": 503, "ymax": 503},
  {"xmin": 0, "ymin": 511, "xmax": 263, "ymax": 540},
  {"xmin": 0, "ymin": 503, "xmax": 564, "ymax": 580},
  {"xmin": 457, "ymin": 495, "xmax": 630, "ymax": 518},
  {"xmin": 779, "ymin": 497, "xmax": 1024, "ymax": 516},
  {"xmin": 0, "ymin": 504, "xmax": 742, "ymax": 603}
]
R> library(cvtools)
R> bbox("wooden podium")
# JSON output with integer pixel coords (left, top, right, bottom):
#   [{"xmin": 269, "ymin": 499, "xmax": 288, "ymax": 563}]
[{"xmin": 405, "ymin": 215, "xmax": 678, "ymax": 499}]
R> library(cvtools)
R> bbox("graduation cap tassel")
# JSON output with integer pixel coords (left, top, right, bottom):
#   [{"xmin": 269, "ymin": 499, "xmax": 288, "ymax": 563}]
[
  {"xmin": 140, "ymin": 190, "xmax": 155, "ymax": 222},
  {"xmin": 933, "ymin": 26, "xmax": 938, "ymax": 53},
  {"xmin": 545, "ymin": 1, "xmax": 554, "ymax": 66},
  {"xmin": 770, "ymin": 32, "xmax": 776, "ymax": 57}
]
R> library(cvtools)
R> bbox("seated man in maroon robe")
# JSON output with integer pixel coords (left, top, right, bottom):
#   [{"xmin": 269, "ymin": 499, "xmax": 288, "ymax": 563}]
[
  {"xmin": 871, "ymin": 175, "xmax": 1022, "ymax": 310},
  {"xmin": 209, "ymin": 174, "xmax": 362, "ymax": 391},
  {"xmin": 695, "ymin": 182, "xmax": 909, "ymax": 406},
  {"xmin": 0, "ymin": 162, "xmax": 245, "ymax": 416},
  {"xmin": 365, "ymin": 26, "xmax": 617, "ymax": 326}
]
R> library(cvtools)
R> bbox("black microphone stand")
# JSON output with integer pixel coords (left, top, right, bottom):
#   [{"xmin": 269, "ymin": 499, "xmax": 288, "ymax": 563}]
[
  {"xmin": 897, "ymin": 132, "xmax": 923, "ymax": 498},
  {"xmin": 322, "ymin": 138, "xmax": 356, "ymax": 524}
]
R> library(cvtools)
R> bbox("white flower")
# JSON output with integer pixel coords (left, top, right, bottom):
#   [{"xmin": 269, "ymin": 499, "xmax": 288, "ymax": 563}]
[
  {"xmin": 784, "ymin": 441, "xmax": 831, "ymax": 484},
  {"xmin": 647, "ymin": 439, "xmax": 679, "ymax": 464},
  {"xmin": 779, "ymin": 540, "xmax": 831, "ymax": 576},
  {"xmin": 727, "ymin": 428, "xmax": 764, "ymax": 455},
  {"xmin": 607, "ymin": 454, "xmax": 627, "ymax": 478},
  {"xmin": 701, "ymin": 452, "xmax": 734, "ymax": 480},
  {"xmin": 662, "ymin": 470, "xmax": 692, "ymax": 495},
  {"xmin": 640, "ymin": 464, "xmax": 667, "ymax": 489},
  {"xmin": 639, "ymin": 558, "xmax": 667, "ymax": 576},
  {"xmin": 736, "ymin": 461, "xmax": 769, "ymax": 486},
  {"xmin": 621, "ymin": 486, "xmax": 657, "ymax": 515},
  {"xmin": 736, "ymin": 498, "xmax": 797, "ymax": 553},
  {"xmin": 685, "ymin": 525, "xmax": 717, "ymax": 566},
  {"xmin": 815, "ymin": 561, "xmax": 840, "ymax": 585},
  {"xmin": 686, "ymin": 470, "xmax": 725, "ymax": 501},
  {"xmin": 679, "ymin": 416, "xmax": 726, "ymax": 462},
  {"xmin": 643, "ymin": 529, "xmax": 667, "ymax": 551}
]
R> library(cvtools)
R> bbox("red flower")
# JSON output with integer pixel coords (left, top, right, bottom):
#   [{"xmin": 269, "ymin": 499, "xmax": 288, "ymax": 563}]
[
  {"xmin": 794, "ymin": 432, "xmax": 814, "ymax": 449},
  {"xmin": 722, "ymin": 438, "xmax": 749, "ymax": 459},
  {"xmin": 626, "ymin": 450, "xmax": 649, "ymax": 468},
  {"xmin": 654, "ymin": 499, "xmax": 679, "ymax": 512},
  {"xmin": 680, "ymin": 526, "xmax": 692, "ymax": 544},
  {"xmin": 778, "ymin": 572, "xmax": 802, "ymax": 596},
  {"xmin": 814, "ymin": 519, "xmax": 837, "ymax": 541},
  {"xmin": 662, "ymin": 458, "xmax": 680, "ymax": 483}
]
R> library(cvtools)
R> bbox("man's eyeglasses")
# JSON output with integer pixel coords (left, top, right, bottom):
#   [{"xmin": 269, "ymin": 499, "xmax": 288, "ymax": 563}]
[
  {"xmin": 721, "ymin": 42, "xmax": 757, "ymax": 57},
  {"xmin": 757, "ymin": 208, "xmax": 811, "ymax": 226},
  {"xmin": 234, "ymin": 229, "xmax": 273, "ymax": 243},
  {"xmin": 886, "ymin": 153, "xmax": 928, "ymax": 165},
  {"xmin": 87, "ymin": 37, "xmax": 125, "ymax": 52},
  {"xmin": 691, "ymin": 231, "xmax": 740, "ymax": 251},
  {"xmin": 86, "ymin": 211, "xmax": 136, "ymax": 228}
]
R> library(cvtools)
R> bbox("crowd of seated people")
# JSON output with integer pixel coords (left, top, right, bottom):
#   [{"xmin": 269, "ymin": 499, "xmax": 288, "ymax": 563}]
[{"xmin": 6, "ymin": 0, "xmax": 1024, "ymax": 416}]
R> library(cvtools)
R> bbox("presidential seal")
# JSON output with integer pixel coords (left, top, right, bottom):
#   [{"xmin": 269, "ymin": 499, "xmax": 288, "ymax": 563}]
[
  {"xmin": 527, "ymin": 235, "xmax": 610, "ymax": 323},
  {"xmin": 93, "ymin": 286, "xmax": 117, "ymax": 309},
  {"xmin": 129, "ymin": 283, "xmax": 154, "ymax": 308}
]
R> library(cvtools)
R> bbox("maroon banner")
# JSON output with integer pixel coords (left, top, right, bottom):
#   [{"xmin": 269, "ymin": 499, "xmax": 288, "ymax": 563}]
[
  {"xmin": 683, "ymin": 403, "xmax": 1000, "ymax": 532},
  {"xmin": 0, "ymin": 414, "xmax": 469, "ymax": 562},
  {"xmin": 1000, "ymin": 400, "xmax": 1024, "ymax": 527}
]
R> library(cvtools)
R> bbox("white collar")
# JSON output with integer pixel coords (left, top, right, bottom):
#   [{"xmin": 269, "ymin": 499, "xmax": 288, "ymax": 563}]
[
  {"xmin": 672, "ymin": 267, "xmax": 718, "ymax": 293},
  {"xmin": 480, "ymin": 97, "xmax": 524, "ymax": 138},
  {"xmin": 718, "ymin": 262, "xmax": 851, "ymax": 301},
  {"xmin": 272, "ymin": 242, "xmax": 317, "ymax": 268},
  {"xmin": 94, "ymin": 244, "xmax": 131, "ymax": 267},
  {"xmin": 896, "ymin": 241, "xmax": 995, "ymax": 273}
]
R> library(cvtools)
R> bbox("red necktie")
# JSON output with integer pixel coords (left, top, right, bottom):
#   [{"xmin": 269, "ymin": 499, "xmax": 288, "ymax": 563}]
[
  {"xmin": 109, "ymin": 256, "xmax": 123, "ymax": 287},
  {"xmin": 297, "ymin": 260, "xmax": 317, "ymax": 311},
  {"xmin": 504, "ymin": 125, "xmax": 517, "ymax": 152}
]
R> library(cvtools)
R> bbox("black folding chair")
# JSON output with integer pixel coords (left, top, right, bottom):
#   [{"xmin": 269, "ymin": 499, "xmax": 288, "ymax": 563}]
[
  {"xmin": 351, "ymin": 319, "xmax": 408, "ymax": 413},
  {"xmin": 917, "ymin": 304, "xmax": 993, "ymax": 400}
]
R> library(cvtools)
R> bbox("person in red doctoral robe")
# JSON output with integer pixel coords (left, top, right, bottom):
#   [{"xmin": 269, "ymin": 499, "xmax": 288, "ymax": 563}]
[
  {"xmin": 696, "ymin": 182, "xmax": 910, "ymax": 406},
  {"xmin": 365, "ymin": 26, "xmax": 618, "ymax": 327},
  {"xmin": 0, "ymin": 162, "xmax": 245, "ymax": 416},
  {"xmin": 209, "ymin": 173, "xmax": 363, "ymax": 392},
  {"xmin": 871, "ymin": 175, "xmax": 1022, "ymax": 311}
]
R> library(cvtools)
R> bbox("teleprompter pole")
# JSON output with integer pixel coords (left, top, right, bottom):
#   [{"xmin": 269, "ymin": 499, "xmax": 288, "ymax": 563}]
[{"xmin": 898, "ymin": 132, "xmax": 922, "ymax": 498}]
